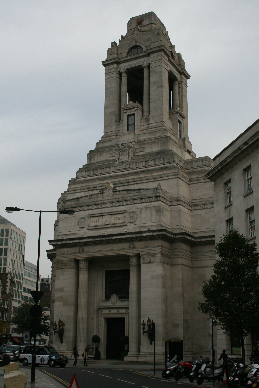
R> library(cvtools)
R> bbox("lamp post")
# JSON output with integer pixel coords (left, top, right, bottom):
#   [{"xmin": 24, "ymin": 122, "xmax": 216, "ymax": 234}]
[
  {"xmin": 5, "ymin": 206, "xmax": 74, "ymax": 383},
  {"xmin": 141, "ymin": 317, "xmax": 156, "ymax": 375}
]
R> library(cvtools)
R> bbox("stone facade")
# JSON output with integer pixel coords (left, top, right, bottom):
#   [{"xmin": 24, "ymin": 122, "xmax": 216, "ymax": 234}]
[
  {"xmin": 207, "ymin": 119, "xmax": 259, "ymax": 359},
  {"xmin": 48, "ymin": 12, "xmax": 215, "ymax": 361}
]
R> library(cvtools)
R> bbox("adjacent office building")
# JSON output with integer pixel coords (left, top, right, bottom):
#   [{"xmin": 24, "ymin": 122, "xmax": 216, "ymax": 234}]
[{"xmin": 207, "ymin": 119, "xmax": 259, "ymax": 357}]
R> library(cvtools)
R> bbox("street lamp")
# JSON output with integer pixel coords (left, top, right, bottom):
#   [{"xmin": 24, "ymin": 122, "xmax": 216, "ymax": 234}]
[
  {"xmin": 53, "ymin": 318, "xmax": 65, "ymax": 344},
  {"xmin": 141, "ymin": 317, "xmax": 156, "ymax": 375},
  {"xmin": 5, "ymin": 206, "xmax": 74, "ymax": 382}
]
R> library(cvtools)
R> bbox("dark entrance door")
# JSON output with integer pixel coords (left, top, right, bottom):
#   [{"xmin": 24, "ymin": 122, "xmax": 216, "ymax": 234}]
[{"xmin": 106, "ymin": 318, "xmax": 125, "ymax": 359}]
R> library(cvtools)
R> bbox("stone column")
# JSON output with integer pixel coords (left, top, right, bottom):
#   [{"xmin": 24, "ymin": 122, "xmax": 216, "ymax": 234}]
[
  {"xmin": 127, "ymin": 254, "xmax": 140, "ymax": 359},
  {"xmin": 121, "ymin": 71, "xmax": 127, "ymax": 119},
  {"xmin": 173, "ymin": 79, "xmax": 179, "ymax": 110},
  {"xmin": 143, "ymin": 65, "xmax": 150, "ymax": 116},
  {"xmin": 77, "ymin": 259, "xmax": 89, "ymax": 353}
]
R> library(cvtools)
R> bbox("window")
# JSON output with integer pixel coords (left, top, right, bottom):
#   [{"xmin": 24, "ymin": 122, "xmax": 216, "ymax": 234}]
[
  {"xmin": 127, "ymin": 114, "xmax": 135, "ymax": 132},
  {"xmin": 225, "ymin": 180, "xmax": 232, "ymax": 206},
  {"xmin": 248, "ymin": 207, "xmax": 255, "ymax": 238},
  {"xmin": 178, "ymin": 121, "xmax": 182, "ymax": 138},
  {"xmin": 226, "ymin": 218, "xmax": 233, "ymax": 234},
  {"xmin": 245, "ymin": 165, "xmax": 253, "ymax": 194},
  {"xmin": 105, "ymin": 269, "xmax": 130, "ymax": 300},
  {"xmin": 231, "ymin": 332, "xmax": 241, "ymax": 355},
  {"xmin": 127, "ymin": 45, "xmax": 143, "ymax": 56}
]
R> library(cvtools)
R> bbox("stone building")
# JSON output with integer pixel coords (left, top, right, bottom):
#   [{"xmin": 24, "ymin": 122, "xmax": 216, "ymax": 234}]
[
  {"xmin": 48, "ymin": 12, "xmax": 215, "ymax": 361},
  {"xmin": 207, "ymin": 119, "xmax": 259, "ymax": 357},
  {"xmin": 0, "ymin": 215, "xmax": 26, "ymax": 338},
  {"xmin": 0, "ymin": 273, "xmax": 15, "ymax": 342}
]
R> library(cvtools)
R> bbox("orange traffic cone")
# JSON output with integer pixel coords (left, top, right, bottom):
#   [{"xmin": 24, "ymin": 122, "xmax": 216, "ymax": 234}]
[{"xmin": 223, "ymin": 369, "xmax": 227, "ymax": 384}]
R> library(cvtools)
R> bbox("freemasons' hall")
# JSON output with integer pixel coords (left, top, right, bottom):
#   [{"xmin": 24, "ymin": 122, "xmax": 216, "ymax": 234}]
[{"xmin": 48, "ymin": 12, "xmax": 215, "ymax": 361}]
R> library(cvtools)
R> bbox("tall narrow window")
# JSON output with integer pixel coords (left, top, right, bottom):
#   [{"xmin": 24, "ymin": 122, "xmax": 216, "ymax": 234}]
[
  {"xmin": 127, "ymin": 114, "xmax": 135, "ymax": 132},
  {"xmin": 245, "ymin": 165, "xmax": 253, "ymax": 194},
  {"xmin": 226, "ymin": 180, "xmax": 232, "ymax": 206},
  {"xmin": 178, "ymin": 121, "xmax": 182, "ymax": 138},
  {"xmin": 248, "ymin": 207, "xmax": 255, "ymax": 238},
  {"xmin": 226, "ymin": 218, "xmax": 233, "ymax": 234},
  {"xmin": 105, "ymin": 269, "xmax": 130, "ymax": 300}
]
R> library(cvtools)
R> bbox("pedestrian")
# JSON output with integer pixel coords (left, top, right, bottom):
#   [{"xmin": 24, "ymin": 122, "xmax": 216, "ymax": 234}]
[
  {"xmin": 73, "ymin": 345, "xmax": 79, "ymax": 367},
  {"xmin": 82, "ymin": 348, "xmax": 88, "ymax": 366}
]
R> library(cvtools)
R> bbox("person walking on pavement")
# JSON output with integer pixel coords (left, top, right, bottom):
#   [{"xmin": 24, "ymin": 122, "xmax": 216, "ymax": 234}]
[
  {"xmin": 82, "ymin": 348, "xmax": 88, "ymax": 366},
  {"xmin": 73, "ymin": 345, "xmax": 79, "ymax": 367}
]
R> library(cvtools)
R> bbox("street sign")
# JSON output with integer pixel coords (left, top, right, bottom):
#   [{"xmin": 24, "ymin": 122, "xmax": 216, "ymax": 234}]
[{"xmin": 69, "ymin": 374, "xmax": 79, "ymax": 388}]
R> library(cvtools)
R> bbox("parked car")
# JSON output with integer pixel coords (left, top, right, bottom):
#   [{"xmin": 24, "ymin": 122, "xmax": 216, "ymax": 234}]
[
  {"xmin": 1, "ymin": 345, "xmax": 21, "ymax": 361},
  {"xmin": 19, "ymin": 345, "xmax": 68, "ymax": 367}
]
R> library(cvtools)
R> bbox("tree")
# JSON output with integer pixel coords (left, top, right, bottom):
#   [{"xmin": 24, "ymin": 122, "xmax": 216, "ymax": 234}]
[
  {"xmin": 11, "ymin": 302, "xmax": 49, "ymax": 339},
  {"xmin": 199, "ymin": 230, "xmax": 259, "ymax": 362}
]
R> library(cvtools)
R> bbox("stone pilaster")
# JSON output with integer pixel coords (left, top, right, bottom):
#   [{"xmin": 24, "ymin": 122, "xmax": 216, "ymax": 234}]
[
  {"xmin": 115, "ymin": 71, "xmax": 120, "ymax": 121},
  {"xmin": 77, "ymin": 259, "xmax": 89, "ymax": 353},
  {"xmin": 121, "ymin": 71, "xmax": 127, "ymax": 119},
  {"xmin": 127, "ymin": 254, "xmax": 140, "ymax": 360},
  {"xmin": 143, "ymin": 65, "xmax": 150, "ymax": 116}
]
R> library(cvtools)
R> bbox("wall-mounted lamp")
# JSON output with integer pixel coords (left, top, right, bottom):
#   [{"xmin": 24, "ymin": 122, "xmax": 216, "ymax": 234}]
[
  {"xmin": 53, "ymin": 318, "xmax": 65, "ymax": 344},
  {"xmin": 141, "ymin": 317, "xmax": 156, "ymax": 375}
]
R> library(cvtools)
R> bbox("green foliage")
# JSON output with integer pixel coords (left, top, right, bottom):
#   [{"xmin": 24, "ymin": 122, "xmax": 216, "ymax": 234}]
[
  {"xmin": 199, "ymin": 230, "xmax": 259, "ymax": 359},
  {"xmin": 11, "ymin": 302, "xmax": 49, "ymax": 337}
]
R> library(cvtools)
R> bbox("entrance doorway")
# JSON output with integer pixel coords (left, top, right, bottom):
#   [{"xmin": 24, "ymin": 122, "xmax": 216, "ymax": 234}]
[{"xmin": 106, "ymin": 318, "xmax": 125, "ymax": 359}]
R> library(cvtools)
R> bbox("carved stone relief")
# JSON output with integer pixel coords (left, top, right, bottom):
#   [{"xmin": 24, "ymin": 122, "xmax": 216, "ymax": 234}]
[
  {"xmin": 110, "ymin": 294, "xmax": 119, "ymax": 304},
  {"xmin": 129, "ymin": 255, "xmax": 140, "ymax": 266},
  {"xmin": 78, "ymin": 259, "xmax": 89, "ymax": 271}
]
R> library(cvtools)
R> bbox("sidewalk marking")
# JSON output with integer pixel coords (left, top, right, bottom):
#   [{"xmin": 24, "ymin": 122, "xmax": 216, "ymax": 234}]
[{"xmin": 42, "ymin": 370, "xmax": 70, "ymax": 387}]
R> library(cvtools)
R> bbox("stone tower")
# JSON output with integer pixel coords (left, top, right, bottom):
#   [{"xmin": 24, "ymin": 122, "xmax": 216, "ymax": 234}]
[{"xmin": 48, "ymin": 12, "xmax": 215, "ymax": 361}]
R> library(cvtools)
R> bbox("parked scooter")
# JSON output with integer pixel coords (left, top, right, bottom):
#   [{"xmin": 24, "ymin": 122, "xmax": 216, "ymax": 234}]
[
  {"xmin": 189, "ymin": 357, "xmax": 204, "ymax": 383},
  {"xmin": 246, "ymin": 365, "xmax": 259, "ymax": 388},
  {"xmin": 197, "ymin": 358, "xmax": 224, "ymax": 385},
  {"xmin": 246, "ymin": 364, "xmax": 259, "ymax": 388},
  {"xmin": 162, "ymin": 355, "xmax": 180, "ymax": 379}
]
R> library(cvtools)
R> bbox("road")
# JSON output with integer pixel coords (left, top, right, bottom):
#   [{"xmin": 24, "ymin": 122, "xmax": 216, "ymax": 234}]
[{"xmin": 24, "ymin": 366, "xmax": 194, "ymax": 388}]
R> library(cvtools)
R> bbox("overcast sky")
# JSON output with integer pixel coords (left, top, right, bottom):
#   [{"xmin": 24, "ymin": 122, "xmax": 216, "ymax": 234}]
[{"xmin": 1, "ymin": 0, "xmax": 258, "ymax": 277}]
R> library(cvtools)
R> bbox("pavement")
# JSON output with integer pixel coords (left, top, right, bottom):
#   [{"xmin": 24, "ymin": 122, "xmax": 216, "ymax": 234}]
[{"xmin": 4, "ymin": 359, "xmax": 229, "ymax": 388}]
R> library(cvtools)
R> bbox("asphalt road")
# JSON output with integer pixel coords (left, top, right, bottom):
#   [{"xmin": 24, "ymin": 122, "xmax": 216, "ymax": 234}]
[{"xmin": 32, "ymin": 366, "xmax": 194, "ymax": 388}]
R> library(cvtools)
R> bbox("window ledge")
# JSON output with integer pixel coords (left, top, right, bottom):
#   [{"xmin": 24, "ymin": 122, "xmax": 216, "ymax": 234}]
[
  {"xmin": 244, "ymin": 190, "xmax": 253, "ymax": 197},
  {"xmin": 247, "ymin": 236, "xmax": 256, "ymax": 241},
  {"xmin": 225, "ymin": 203, "xmax": 232, "ymax": 209}
]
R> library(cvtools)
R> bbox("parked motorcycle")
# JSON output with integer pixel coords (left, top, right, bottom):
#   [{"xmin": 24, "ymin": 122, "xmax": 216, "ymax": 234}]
[
  {"xmin": 162, "ymin": 355, "xmax": 180, "ymax": 379},
  {"xmin": 197, "ymin": 358, "xmax": 224, "ymax": 385},
  {"xmin": 228, "ymin": 362, "xmax": 246, "ymax": 388},
  {"xmin": 174, "ymin": 360, "xmax": 193, "ymax": 381}
]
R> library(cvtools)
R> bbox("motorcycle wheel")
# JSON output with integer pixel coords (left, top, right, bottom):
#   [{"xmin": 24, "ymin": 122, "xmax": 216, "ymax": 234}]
[
  {"xmin": 197, "ymin": 375, "xmax": 204, "ymax": 385},
  {"xmin": 162, "ymin": 370, "xmax": 171, "ymax": 379},
  {"xmin": 175, "ymin": 372, "xmax": 182, "ymax": 381}
]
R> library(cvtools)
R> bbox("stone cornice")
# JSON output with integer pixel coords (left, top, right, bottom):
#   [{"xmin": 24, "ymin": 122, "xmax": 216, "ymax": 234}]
[
  {"xmin": 207, "ymin": 130, "xmax": 259, "ymax": 181},
  {"xmin": 74, "ymin": 152, "xmax": 211, "ymax": 181},
  {"xmin": 58, "ymin": 185, "xmax": 213, "ymax": 212},
  {"xmin": 49, "ymin": 228, "xmax": 215, "ymax": 251}
]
